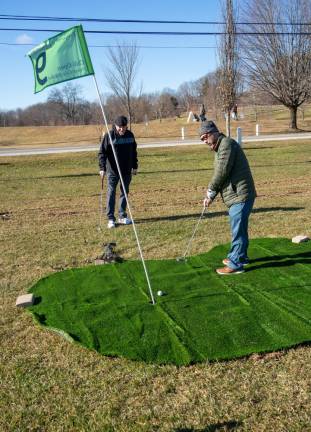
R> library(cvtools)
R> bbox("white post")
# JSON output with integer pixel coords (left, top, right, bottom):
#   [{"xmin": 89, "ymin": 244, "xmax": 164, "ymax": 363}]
[
  {"xmin": 181, "ymin": 127, "xmax": 185, "ymax": 140},
  {"xmin": 92, "ymin": 76, "xmax": 155, "ymax": 305},
  {"xmin": 236, "ymin": 127, "xmax": 242, "ymax": 146},
  {"xmin": 256, "ymin": 124, "xmax": 260, "ymax": 136},
  {"xmin": 187, "ymin": 111, "xmax": 193, "ymax": 123}
]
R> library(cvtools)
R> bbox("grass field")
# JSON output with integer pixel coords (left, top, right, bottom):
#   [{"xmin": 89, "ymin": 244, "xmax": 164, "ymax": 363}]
[{"xmin": 1, "ymin": 137, "xmax": 311, "ymax": 431}]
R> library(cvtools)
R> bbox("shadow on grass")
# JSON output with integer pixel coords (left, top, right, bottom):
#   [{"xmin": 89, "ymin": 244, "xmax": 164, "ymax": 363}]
[
  {"xmin": 139, "ymin": 168, "xmax": 213, "ymax": 174},
  {"xmin": 253, "ymin": 160, "xmax": 310, "ymax": 168},
  {"xmin": 135, "ymin": 206, "xmax": 304, "ymax": 224},
  {"xmin": 3, "ymin": 158, "xmax": 310, "ymax": 181},
  {"xmin": 244, "ymin": 146, "xmax": 274, "ymax": 150},
  {"xmin": 0, "ymin": 172, "xmax": 97, "ymax": 182},
  {"xmin": 42, "ymin": 173, "xmax": 97, "ymax": 179},
  {"xmin": 34, "ymin": 168, "xmax": 214, "ymax": 179},
  {"xmin": 174, "ymin": 420, "xmax": 243, "ymax": 431},
  {"xmin": 33, "ymin": 296, "xmax": 42, "ymax": 306},
  {"xmin": 68, "ymin": 333, "xmax": 81, "ymax": 342},
  {"xmin": 248, "ymin": 252, "xmax": 311, "ymax": 271},
  {"xmin": 250, "ymin": 251, "xmax": 311, "ymax": 264},
  {"xmin": 49, "ymin": 168, "xmax": 214, "ymax": 177},
  {"xmin": 33, "ymin": 311, "xmax": 45, "ymax": 324}
]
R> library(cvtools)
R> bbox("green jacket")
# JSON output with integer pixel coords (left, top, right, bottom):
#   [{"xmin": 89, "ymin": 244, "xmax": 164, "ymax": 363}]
[{"xmin": 208, "ymin": 134, "xmax": 256, "ymax": 208}]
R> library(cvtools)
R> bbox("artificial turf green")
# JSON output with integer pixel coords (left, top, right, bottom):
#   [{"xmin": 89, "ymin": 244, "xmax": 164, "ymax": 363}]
[{"xmin": 28, "ymin": 238, "xmax": 311, "ymax": 365}]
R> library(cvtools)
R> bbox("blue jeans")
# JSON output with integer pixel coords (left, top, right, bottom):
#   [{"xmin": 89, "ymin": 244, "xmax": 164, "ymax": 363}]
[
  {"xmin": 106, "ymin": 172, "xmax": 132, "ymax": 221},
  {"xmin": 227, "ymin": 198, "xmax": 254, "ymax": 270}
]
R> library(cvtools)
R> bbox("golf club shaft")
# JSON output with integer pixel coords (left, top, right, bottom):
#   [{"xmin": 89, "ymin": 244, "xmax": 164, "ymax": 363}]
[{"xmin": 182, "ymin": 205, "xmax": 206, "ymax": 259}]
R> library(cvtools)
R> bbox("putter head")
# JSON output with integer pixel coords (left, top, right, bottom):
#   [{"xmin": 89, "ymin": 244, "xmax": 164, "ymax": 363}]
[{"xmin": 176, "ymin": 257, "xmax": 187, "ymax": 263}]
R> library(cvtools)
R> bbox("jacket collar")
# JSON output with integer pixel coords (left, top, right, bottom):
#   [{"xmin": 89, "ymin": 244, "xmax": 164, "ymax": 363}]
[{"xmin": 215, "ymin": 133, "xmax": 226, "ymax": 151}]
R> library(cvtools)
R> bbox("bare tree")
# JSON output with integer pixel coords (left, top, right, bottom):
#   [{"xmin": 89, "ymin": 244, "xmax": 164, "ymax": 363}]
[
  {"xmin": 131, "ymin": 94, "xmax": 155, "ymax": 123},
  {"xmin": 217, "ymin": 0, "xmax": 240, "ymax": 136},
  {"xmin": 241, "ymin": 0, "xmax": 311, "ymax": 129},
  {"xmin": 203, "ymin": 71, "xmax": 222, "ymax": 119},
  {"xmin": 177, "ymin": 81, "xmax": 201, "ymax": 112},
  {"xmin": 199, "ymin": 76, "xmax": 210, "ymax": 108},
  {"xmin": 48, "ymin": 83, "xmax": 84, "ymax": 125},
  {"xmin": 104, "ymin": 94, "xmax": 125, "ymax": 123},
  {"xmin": 153, "ymin": 92, "xmax": 180, "ymax": 121},
  {"xmin": 105, "ymin": 42, "xmax": 141, "ymax": 128}
]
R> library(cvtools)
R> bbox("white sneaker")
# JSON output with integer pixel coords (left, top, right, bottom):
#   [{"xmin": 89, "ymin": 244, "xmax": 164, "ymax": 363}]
[
  {"xmin": 118, "ymin": 217, "xmax": 132, "ymax": 225},
  {"xmin": 107, "ymin": 220, "xmax": 115, "ymax": 229}
]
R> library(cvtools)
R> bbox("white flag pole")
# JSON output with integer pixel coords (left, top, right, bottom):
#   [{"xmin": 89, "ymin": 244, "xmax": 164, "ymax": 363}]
[{"xmin": 92, "ymin": 75, "xmax": 155, "ymax": 305}]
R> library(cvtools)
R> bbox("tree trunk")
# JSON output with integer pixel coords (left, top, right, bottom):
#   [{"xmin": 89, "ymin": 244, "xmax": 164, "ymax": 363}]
[
  {"xmin": 226, "ymin": 109, "xmax": 231, "ymax": 136},
  {"xmin": 289, "ymin": 106, "xmax": 298, "ymax": 130}
]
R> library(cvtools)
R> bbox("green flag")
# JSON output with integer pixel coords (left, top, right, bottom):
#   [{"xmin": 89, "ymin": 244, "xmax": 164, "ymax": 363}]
[{"xmin": 28, "ymin": 25, "xmax": 94, "ymax": 93}]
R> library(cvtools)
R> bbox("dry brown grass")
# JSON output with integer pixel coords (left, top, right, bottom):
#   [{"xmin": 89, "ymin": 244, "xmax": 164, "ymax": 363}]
[
  {"xmin": 1, "ymin": 104, "xmax": 311, "ymax": 149},
  {"xmin": 0, "ymin": 124, "xmax": 103, "ymax": 148},
  {"xmin": 0, "ymin": 139, "xmax": 311, "ymax": 431}
]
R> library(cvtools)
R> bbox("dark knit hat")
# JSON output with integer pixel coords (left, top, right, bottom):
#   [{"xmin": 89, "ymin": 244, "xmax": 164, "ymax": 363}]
[
  {"xmin": 199, "ymin": 121, "xmax": 219, "ymax": 136},
  {"xmin": 115, "ymin": 115, "xmax": 128, "ymax": 127}
]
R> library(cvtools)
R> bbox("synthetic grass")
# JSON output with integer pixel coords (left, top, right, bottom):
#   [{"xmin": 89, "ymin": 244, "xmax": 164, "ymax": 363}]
[{"xmin": 28, "ymin": 238, "xmax": 311, "ymax": 366}]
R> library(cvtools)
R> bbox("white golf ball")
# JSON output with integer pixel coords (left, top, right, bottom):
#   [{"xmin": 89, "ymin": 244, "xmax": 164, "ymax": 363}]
[{"xmin": 157, "ymin": 290, "xmax": 164, "ymax": 296}]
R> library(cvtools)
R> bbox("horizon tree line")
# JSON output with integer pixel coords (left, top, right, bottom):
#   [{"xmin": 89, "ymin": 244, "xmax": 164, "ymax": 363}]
[{"xmin": 1, "ymin": 0, "xmax": 311, "ymax": 131}]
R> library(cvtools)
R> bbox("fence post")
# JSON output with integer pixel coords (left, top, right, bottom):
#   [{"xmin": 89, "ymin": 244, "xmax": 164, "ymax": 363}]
[
  {"xmin": 256, "ymin": 124, "xmax": 260, "ymax": 136},
  {"xmin": 236, "ymin": 127, "xmax": 242, "ymax": 146},
  {"xmin": 181, "ymin": 127, "xmax": 185, "ymax": 140}
]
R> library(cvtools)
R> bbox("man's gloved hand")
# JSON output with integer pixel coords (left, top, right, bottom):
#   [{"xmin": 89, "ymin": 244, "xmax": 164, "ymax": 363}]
[
  {"xmin": 99, "ymin": 170, "xmax": 105, "ymax": 177},
  {"xmin": 132, "ymin": 169, "xmax": 137, "ymax": 175}
]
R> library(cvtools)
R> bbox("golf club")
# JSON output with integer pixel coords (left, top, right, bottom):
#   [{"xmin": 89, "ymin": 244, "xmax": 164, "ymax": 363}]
[
  {"xmin": 177, "ymin": 203, "xmax": 207, "ymax": 262},
  {"xmin": 98, "ymin": 174, "xmax": 105, "ymax": 231}
]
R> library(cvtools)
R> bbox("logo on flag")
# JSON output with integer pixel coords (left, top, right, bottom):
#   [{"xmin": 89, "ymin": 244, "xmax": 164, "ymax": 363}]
[{"xmin": 28, "ymin": 25, "xmax": 94, "ymax": 93}]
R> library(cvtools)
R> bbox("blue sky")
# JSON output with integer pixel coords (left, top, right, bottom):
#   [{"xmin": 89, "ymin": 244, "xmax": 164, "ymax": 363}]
[{"xmin": 0, "ymin": 0, "xmax": 222, "ymax": 110}]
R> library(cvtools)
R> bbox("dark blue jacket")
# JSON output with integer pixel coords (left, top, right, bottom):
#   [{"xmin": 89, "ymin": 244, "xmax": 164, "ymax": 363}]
[{"xmin": 98, "ymin": 127, "xmax": 138, "ymax": 175}]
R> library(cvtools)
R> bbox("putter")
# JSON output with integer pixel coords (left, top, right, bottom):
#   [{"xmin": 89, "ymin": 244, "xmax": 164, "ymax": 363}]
[
  {"xmin": 177, "ymin": 203, "xmax": 207, "ymax": 262},
  {"xmin": 98, "ymin": 174, "xmax": 105, "ymax": 231}
]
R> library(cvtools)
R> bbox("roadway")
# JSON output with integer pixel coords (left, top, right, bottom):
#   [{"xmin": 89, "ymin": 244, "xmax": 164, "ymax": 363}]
[{"xmin": 1, "ymin": 132, "xmax": 311, "ymax": 157}]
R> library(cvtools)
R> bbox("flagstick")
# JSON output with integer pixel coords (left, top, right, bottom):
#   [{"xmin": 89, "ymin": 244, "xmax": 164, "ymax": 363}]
[
  {"xmin": 93, "ymin": 75, "xmax": 156, "ymax": 306},
  {"xmin": 98, "ymin": 174, "xmax": 104, "ymax": 231}
]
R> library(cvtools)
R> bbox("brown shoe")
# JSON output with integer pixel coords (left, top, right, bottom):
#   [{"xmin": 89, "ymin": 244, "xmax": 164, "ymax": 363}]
[{"xmin": 216, "ymin": 266, "xmax": 245, "ymax": 275}]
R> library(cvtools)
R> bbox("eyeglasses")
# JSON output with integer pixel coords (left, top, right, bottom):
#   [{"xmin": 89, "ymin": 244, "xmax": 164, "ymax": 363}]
[{"xmin": 200, "ymin": 133, "xmax": 211, "ymax": 141}]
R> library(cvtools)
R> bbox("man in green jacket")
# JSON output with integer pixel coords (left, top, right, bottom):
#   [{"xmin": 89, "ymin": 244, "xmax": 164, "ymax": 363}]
[{"xmin": 200, "ymin": 121, "xmax": 256, "ymax": 275}]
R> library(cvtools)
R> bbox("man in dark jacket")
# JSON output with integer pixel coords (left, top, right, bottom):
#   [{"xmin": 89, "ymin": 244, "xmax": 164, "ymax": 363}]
[
  {"xmin": 200, "ymin": 120, "xmax": 256, "ymax": 274},
  {"xmin": 98, "ymin": 115, "xmax": 138, "ymax": 229}
]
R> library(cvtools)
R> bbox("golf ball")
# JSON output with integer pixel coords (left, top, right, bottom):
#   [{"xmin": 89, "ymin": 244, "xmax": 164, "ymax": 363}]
[{"xmin": 157, "ymin": 290, "xmax": 164, "ymax": 296}]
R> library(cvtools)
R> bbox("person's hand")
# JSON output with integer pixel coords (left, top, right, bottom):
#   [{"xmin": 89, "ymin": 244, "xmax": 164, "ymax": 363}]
[
  {"xmin": 132, "ymin": 169, "xmax": 137, "ymax": 175},
  {"xmin": 203, "ymin": 197, "xmax": 213, "ymax": 208},
  {"xmin": 99, "ymin": 170, "xmax": 105, "ymax": 178}
]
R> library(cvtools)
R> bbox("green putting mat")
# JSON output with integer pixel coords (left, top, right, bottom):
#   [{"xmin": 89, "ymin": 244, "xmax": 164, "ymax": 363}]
[{"xmin": 28, "ymin": 238, "xmax": 311, "ymax": 365}]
